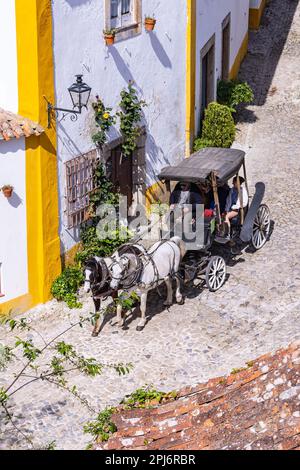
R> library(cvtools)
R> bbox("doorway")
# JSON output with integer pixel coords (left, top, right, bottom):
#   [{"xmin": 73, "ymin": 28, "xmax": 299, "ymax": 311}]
[
  {"xmin": 111, "ymin": 145, "xmax": 133, "ymax": 208},
  {"xmin": 222, "ymin": 14, "xmax": 231, "ymax": 80},
  {"xmin": 200, "ymin": 35, "xmax": 215, "ymax": 121}
]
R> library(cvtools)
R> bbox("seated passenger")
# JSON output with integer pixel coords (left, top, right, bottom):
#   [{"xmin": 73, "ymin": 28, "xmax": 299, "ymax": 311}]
[
  {"xmin": 224, "ymin": 176, "xmax": 248, "ymax": 234},
  {"xmin": 170, "ymin": 182, "xmax": 203, "ymax": 222},
  {"xmin": 206, "ymin": 182, "xmax": 230, "ymax": 215}
]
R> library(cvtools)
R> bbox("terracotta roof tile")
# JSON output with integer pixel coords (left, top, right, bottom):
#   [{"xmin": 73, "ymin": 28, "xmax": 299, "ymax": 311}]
[
  {"xmin": 0, "ymin": 108, "xmax": 44, "ymax": 141},
  {"xmin": 94, "ymin": 342, "xmax": 300, "ymax": 451}
]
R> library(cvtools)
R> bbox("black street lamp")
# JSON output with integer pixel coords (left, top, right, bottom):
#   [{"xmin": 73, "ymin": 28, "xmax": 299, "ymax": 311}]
[{"xmin": 45, "ymin": 75, "xmax": 92, "ymax": 128}]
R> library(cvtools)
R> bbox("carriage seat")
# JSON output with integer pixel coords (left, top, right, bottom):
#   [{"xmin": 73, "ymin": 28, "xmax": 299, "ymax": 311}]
[{"xmin": 230, "ymin": 206, "xmax": 249, "ymax": 226}]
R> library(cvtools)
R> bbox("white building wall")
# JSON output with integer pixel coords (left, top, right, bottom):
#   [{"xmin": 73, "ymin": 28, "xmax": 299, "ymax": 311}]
[
  {"xmin": 0, "ymin": 0, "xmax": 18, "ymax": 112},
  {"xmin": 195, "ymin": 0, "xmax": 249, "ymax": 135},
  {"xmin": 0, "ymin": 138, "xmax": 28, "ymax": 303},
  {"xmin": 51, "ymin": 0, "xmax": 187, "ymax": 253}
]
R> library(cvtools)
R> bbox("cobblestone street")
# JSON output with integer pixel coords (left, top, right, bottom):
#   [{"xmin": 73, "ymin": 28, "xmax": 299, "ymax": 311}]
[{"xmin": 1, "ymin": 0, "xmax": 300, "ymax": 450}]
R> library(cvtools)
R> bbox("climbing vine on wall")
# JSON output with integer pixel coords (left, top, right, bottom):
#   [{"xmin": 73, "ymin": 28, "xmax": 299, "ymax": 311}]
[
  {"xmin": 92, "ymin": 96, "xmax": 116, "ymax": 147},
  {"xmin": 117, "ymin": 82, "xmax": 146, "ymax": 157}
]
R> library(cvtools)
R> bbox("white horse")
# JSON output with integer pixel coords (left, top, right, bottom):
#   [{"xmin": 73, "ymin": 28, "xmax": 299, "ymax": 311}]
[{"xmin": 109, "ymin": 237, "xmax": 186, "ymax": 331}]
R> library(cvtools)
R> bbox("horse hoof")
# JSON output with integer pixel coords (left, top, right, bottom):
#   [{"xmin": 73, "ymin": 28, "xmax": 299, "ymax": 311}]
[
  {"xmin": 136, "ymin": 325, "xmax": 145, "ymax": 332},
  {"xmin": 177, "ymin": 298, "xmax": 185, "ymax": 305},
  {"xmin": 91, "ymin": 331, "xmax": 99, "ymax": 337},
  {"xmin": 163, "ymin": 302, "xmax": 172, "ymax": 307}
]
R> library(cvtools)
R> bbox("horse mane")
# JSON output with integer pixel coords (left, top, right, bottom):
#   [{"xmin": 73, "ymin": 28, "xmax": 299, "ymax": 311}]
[{"xmin": 85, "ymin": 257, "xmax": 109, "ymax": 294}]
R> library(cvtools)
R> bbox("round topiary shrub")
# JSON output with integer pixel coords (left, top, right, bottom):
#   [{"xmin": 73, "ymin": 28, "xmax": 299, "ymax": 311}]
[
  {"xmin": 201, "ymin": 102, "xmax": 236, "ymax": 148},
  {"xmin": 193, "ymin": 138, "xmax": 214, "ymax": 152}
]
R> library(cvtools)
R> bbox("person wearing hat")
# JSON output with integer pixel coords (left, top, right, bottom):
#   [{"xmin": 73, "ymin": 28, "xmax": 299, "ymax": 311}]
[{"xmin": 224, "ymin": 176, "xmax": 248, "ymax": 235}]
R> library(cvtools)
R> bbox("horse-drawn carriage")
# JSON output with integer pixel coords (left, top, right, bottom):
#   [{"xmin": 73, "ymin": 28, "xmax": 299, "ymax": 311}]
[
  {"xmin": 84, "ymin": 147, "xmax": 271, "ymax": 334},
  {"xmin": 157, "ymin": 147, "xmax": 271, "ymax": 292}
]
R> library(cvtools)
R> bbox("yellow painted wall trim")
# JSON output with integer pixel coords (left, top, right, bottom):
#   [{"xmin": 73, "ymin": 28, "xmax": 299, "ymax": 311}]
[
  {"xmin": 145, "ymin": 181, "xmax": 170, "ymax": 213},
  {"xmin": 62, "ymin": 243, "xmax": 83, "ymax": 269},
  {"xmin": 15, "ymin": 0, "xmax": 61, "ymax": 307},
  {"xmin": 0, "ymin": 294, "xmax": 33, "ymax": 317},
  {"xmin": 185, "ymin": 0, "xmax": 196, "ymax": 157},
  {"xmin": 249, "ymin": 0, "xmax": 267, "ymax": 30},
  {"xmin": 229, "ymin": 31, "xmax": 249, "ymax": 80}
]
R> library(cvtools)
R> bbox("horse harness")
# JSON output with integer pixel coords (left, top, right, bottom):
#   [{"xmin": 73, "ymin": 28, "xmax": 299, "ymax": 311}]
[
  {"xmin": 116, "ymin": 240, "xmax": 179, "ymax": 290},
  {"xmin": 85, "ymin": 239, "xmax": 180, "ymax": 296}
]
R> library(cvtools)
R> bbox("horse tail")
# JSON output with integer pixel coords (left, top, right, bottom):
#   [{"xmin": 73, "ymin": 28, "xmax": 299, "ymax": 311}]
[{"xmin": 170, "ymin": 236, "xmax": 186, "ymax": 260}]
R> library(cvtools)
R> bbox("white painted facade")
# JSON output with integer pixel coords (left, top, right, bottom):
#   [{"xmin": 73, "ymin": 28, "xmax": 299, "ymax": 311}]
[
  {"xmin": 0, "ymin": 139, "xmax": 28, "ymax": 303},
  {"xmin": 0, "ymin": 3, "xmax": 28, "ymax": 303},
  {"xmin": 52, "ymin": 0, "xmax": 187, "ymax": 253},
  {"xmin": 0, "ymin": 0, "xmax": 18, "ymax": 113},
  {"xmin": 195, "ymin": 0, "xmax": 249, "ymax": 135},
  {"xmin": 51, "ymin": 0, "xmax": 250, "ymax": 255}
]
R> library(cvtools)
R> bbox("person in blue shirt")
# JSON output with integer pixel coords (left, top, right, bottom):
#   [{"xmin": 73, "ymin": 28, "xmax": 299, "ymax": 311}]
[{"xmin": 224, "ymin": 176, "xmax": 249, "ymax": 234}]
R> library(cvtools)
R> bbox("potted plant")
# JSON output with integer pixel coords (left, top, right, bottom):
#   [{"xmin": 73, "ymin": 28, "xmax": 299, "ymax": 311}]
[
  {"xmin": 144, "ymin": 15, "xmax": 156, "ymax": 31},
  {"xmin": 103, "ymin": 29, "xmax": 116, "ymax": 46},
  {"xmin": 1, "ymin": 185, "xmax": 14, "ymax": 198}
]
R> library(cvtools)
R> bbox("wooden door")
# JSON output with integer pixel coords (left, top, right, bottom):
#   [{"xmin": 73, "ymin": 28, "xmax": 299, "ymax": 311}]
[
  {"xmin": 222, "ymin": 22, "xmax": 230, "ymax": 80},
  {"xmin": 206, "ymin": 44, "xmax": 215, "ymax": 103},
  {"xmin": 201, "ymin": 41, "xmax": 215, "ymax": 119},
  {"xmin": 111, "ymin": 146, "xmax": 133, "ymax": 208}
]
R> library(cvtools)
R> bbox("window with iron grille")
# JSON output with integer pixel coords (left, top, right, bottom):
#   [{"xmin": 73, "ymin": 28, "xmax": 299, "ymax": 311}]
[{"xmin": 65, "ymin": 150, "xmax": 98, "ymax": 228}]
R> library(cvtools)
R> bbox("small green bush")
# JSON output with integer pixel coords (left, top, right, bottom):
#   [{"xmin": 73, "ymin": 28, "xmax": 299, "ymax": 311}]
[
  {"xmin": 193, "ymin": 138, "xmax": 214, "ymax": 152},
  {"xmin": 217, "ymin": 79, "xmax": 254, "ymax": 111},
  {"xmin": 51, "ymin": 267, "xmax": 84, "ymax": 309},
  {"xmin": 201, "ymin": 102, "xmax": 236, "ymax": 148}
]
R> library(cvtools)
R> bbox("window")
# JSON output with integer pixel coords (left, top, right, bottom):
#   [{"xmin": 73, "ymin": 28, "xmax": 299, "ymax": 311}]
[
  {"xmin": 110, "ymin": 0, "xmax": 134, "ymax": 29},
  {"xmin": 65, "ymin": 150, "xmax": 99, "ymax": 228}
]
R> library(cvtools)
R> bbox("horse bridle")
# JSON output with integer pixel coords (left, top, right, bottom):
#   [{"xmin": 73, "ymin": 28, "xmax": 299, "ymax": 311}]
[{"xmin": 84, "ymin": 258, "xmax": 110, "ymax": 293}]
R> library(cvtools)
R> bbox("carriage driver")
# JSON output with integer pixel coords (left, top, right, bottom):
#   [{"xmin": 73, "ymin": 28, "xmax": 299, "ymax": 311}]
[
  {"xmin": 169, "ymin": 181, "xmax": 203, "ymax": 223},
  {"xmin": 224, "ymin": 176, "xmax": 249, "ymax": 234}
]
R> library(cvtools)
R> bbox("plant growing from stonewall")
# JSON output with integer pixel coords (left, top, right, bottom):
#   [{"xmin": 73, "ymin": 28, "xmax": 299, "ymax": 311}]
[{"xmin": 117, "ymin": 82, "xmax": 146, "ymax": 158}]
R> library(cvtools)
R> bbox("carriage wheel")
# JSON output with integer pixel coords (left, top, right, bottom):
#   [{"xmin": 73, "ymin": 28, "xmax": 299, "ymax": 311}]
[
  {"xmin": 251, "ymin": 204, "xmax": 271, "ymax": 250},
  {"xmin": 205, "ymin": 256, "xmax": 227, "ymax": 292}
]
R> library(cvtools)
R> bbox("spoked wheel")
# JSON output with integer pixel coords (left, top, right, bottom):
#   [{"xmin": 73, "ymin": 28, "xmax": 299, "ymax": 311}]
[
  {"xmin": 205, "ymin": 256, "xmax": 227, "ymax": 292},
  {"xmin": 251, "ymin": 204, "xmax": 271, "ymax": 250}
]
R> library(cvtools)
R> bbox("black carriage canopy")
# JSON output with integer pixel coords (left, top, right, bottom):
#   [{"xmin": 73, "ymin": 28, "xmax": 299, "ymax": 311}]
[{"xmin": 158, "ymin": 148, "xmax": 246, "ymax": 184}]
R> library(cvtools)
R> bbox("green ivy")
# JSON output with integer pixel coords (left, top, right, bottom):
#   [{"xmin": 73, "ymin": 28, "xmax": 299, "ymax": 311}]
[
  {"xmin": 217, "ymin": 79, "xmax": 254, "ymax": 112},
  {"xmin": 88, "ymin": 162, "xmax": 119, "ymax": 217},
  {"xmin": 51, "ymin": 267, "xmax": 84, "ymax": 309},
  {"xmin": 117, "ymin": 82, "xmax": 146, "ymax": 158},
  {"xmin": 75, "ymin": 225, "xmax": 132, "ymax": 266},
  {"xmin": 92, "ymin": 96, "xmax": 116, "ymax": 147}
]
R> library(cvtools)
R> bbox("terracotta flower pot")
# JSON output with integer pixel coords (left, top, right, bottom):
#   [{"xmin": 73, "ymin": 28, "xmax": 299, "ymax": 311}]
[
  {"xmin": 2, "ymin": 187, "xmax": 13, "ymax": 198},
  {"xmin": 104, "ymin": 34, "xmax": 115, "ymax": 46},
  {"xmin": 144, "ymin": 18, "xmax": 156, "ymax": 31}
]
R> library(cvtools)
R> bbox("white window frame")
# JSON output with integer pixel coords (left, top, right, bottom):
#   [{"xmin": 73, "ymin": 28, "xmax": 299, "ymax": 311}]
[{"xmin": 107, "ymin": 0, "xmax": 138, "ymax": 30}]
